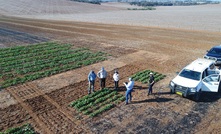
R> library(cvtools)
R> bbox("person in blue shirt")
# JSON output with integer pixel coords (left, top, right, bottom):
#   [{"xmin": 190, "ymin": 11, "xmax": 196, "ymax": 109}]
[
  {"xmin": 124, "ymin": 78, "xmax": 134, "ymax": 105},
  {"xmin": 88, "ymin": 70, "xmax": 97, "ymax": 94}
]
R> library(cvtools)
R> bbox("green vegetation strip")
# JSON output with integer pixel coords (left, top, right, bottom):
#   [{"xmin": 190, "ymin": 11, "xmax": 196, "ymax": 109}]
[
  {"xmin": 0, "ymin": 42, "xmax": 108, "ymax": 88},
  {"xmin": 70, "ymin": 88, "xmax": 125, "ymax": 117},
  {"xmin": 0, "ymin": 124, "xmax": 36, "ymax": 134},
  {"xmin": 131, "ymin": 70, "xmax": 166, "ymax": 84},
  {"xmin": 127, "ymin": 7, "xmax": 156, "ymax": 10}
]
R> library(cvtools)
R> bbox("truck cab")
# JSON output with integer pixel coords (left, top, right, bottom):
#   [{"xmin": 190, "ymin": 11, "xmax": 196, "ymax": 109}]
[{"xmin": 169, "ymin": 58, "xmax": 221, "ymax": 101}]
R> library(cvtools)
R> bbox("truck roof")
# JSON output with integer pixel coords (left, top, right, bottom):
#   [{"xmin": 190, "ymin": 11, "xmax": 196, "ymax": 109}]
[{"xmin": 185, "ymin": 58, "xmax": 215, "ymax": 72}]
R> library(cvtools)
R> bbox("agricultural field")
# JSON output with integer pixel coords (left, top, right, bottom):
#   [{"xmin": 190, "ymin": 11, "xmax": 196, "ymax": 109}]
[
  {"xmin": 1, "ymin": 1, "xmax": 221, "ymax": 134},
  {"xmin": 0, "ymin": 124, "xmax": 36, "ymax": 134},
  {"xmin": 0, "ymin": 42, "xmax": 107, "ymax": 88},
  {"xmin": 70, "ymin": 88, "xmax": 125, "ymax": 118},
  {"xmin": 131, "ymin": 70, "xmax": 166, "ymax": 84}
]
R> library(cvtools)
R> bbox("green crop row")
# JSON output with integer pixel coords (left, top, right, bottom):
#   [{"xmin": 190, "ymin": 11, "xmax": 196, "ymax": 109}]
[
  {"xmin": 0, "ymin": 42, "xmax": 65, "ymax": 59},
  {"xmin": 131, "ymin": 70, "xmax": 166, "ymax": 84},
  {"xmin": 0, "ymin": 124, "xmax": 36, "ymax": 134},
  {"xmin": 0, "ymin": 42, "xmax": 108, "ymax": 88},
  {"xmin": 70, "ymin": 88, "xmax": 125, "ymax": 118}
]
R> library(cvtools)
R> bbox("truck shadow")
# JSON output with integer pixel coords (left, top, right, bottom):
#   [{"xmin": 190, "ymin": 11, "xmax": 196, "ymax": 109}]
[
  {"xmin": 132, "ymin": 97, "xmax": 174, "ymax": 104},
  {"xmin": 191, "ymin": 92, "xmax": 221, "ymax": 102}
]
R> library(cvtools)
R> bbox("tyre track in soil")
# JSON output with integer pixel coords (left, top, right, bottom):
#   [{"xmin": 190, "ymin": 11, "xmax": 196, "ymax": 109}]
[
  {"xmin": 0, "ymin": 20, "xmax": 104, "ymax": 39},
  {"xmin": 5, "ymin": 83, "xmax": 88, "ymax": 133},
  {"xmin": 0, "ymin": 28, "xmax": 48, "ymax": 44},
  {"xmin": 0, "ymin": 16, "xmax": 220, "ymax": 43},
  {"xmin": 1, "ymin": 17, "xmax": 220, "ymax": 49}
]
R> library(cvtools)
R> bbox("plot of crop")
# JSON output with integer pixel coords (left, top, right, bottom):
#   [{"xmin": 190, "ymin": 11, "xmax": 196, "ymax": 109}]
[
  {"xmin": 0, "ymin": 124, "xmax": 36, "ymax": 134},
  {"xmin": 131, "ymin": 70, "xmax": 166, "ymax": 84},
  {"xmin": 0, "ymin": 42, "xmax": 108, "ymax": 88},
  {"xmin": 70, "ymin": 88, "xmax": 125, "ymax": 118}
]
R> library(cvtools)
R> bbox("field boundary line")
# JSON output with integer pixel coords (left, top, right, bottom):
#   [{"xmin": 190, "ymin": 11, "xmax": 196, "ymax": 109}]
[
  {"xmin": 5, "ymin": 86, "xmax": 53, "ymax": 134},
  {"xmin": 27, "ymin": 83, "xmax": 90, "ymax": 133}
]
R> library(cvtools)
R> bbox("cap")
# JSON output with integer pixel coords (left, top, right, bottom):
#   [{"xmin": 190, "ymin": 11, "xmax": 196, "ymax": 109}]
[{"xmin": 150, "ymin": 72, "xmax": 153, "ymax": 75}]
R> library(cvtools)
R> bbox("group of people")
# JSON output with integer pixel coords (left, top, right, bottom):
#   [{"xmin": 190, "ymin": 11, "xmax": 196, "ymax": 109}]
[
  {"xmin": 88, "ymin": 67, "xmax": 119, "ymax": 94},
  {"xmin": 88, "ymin": 67, "xmax": 155, "ymax": 105}
]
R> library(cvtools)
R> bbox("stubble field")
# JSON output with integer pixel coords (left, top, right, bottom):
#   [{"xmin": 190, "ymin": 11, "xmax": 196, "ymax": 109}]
[{"xmin": 1, "ymin": 1, "xmax": 221, "ymax": 134}]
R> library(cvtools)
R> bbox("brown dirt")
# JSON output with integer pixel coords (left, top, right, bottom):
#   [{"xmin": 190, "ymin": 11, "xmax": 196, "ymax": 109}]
[{"xmin": 1, "ymin": 15, "xmax": 221, "ymax": 134}]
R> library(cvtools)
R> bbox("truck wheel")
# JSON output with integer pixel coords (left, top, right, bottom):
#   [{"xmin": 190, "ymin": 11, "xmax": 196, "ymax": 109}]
[
  {"xmin": 170, "ymin": 88, "xmax": 175, "ymax": 94},
  {"xmin": 194, "ymin": 90, "xmax": 201, "ymax": 102},
  {"xmin": 183, "ymin": 90, "xmax": 188, "ymax": 98},
  {"xmin": 218, "ymin": 87, "xmax": 221, "ymax": 95}
]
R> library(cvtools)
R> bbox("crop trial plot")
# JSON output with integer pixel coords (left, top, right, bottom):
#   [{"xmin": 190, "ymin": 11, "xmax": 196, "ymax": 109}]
[
  {"xmin": 0, "ymin": 42, "xmax": 108, "ymax": 88},
  {"xmin": 70, "ymin": 88, "xmax": 125, "ymax": 118},
  {"xmin": 131, "ymin": 70, "xmax": 166, "ymax": 84},
  {"xmin": 0, "ymin": 124, "xmax": 36, "ymax": 134}
]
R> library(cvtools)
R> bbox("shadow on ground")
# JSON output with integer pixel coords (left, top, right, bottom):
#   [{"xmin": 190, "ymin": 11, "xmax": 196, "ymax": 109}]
[
  {"xmin": 132, "ymin": 97, "xmax": 174, "ymax": 104},
  {"xmin": 192, "ymin": 92, "xmax": 221, "ymax": 102}
]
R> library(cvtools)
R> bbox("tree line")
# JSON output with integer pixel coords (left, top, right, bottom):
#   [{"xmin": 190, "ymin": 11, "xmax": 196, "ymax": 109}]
[
  {"xmin": 71, "ymin": 0, "xmax": 101, "ymax": 5},
  {"xmin": 130, "ymin": 1, "xmax": 220, "ymax": 7}
]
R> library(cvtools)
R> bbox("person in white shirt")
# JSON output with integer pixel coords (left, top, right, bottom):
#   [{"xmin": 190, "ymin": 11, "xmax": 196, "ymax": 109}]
[
  {"xmin": 113, "ymin": 69, "xmax": 119, "ymax": 90},
  {"xmin": 124, "ymin": 78, "xmax": 134, "ymax": 105},
  {"xmin": 97, "ymin": 67, "xmax": 107, "ymax": 90}
]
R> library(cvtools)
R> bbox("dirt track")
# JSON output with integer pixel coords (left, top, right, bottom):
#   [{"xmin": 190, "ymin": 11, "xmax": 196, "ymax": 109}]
[{"xmin": 1, "ymin": 14, "xmax": 221, "ymax": 133}]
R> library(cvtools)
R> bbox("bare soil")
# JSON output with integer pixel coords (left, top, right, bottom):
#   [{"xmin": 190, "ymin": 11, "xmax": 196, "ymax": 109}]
[{"xmin": 1, "ymin": 4, "xmax": 221, "ymax": 133}]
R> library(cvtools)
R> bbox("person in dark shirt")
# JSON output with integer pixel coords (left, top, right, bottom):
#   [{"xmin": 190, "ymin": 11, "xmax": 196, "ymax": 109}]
[{"xmin": 148, "ymin": 72, "xmax": 155, "ymax": 95}]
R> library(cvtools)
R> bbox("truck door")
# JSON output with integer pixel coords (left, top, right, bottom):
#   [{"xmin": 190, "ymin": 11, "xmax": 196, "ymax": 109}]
[{"xmin": 201, "ymin": 74, "xmax": 220, "ymax": 92}]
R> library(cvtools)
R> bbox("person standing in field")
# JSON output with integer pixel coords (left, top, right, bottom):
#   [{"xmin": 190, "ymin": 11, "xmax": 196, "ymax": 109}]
[
  {"xmin": 148, "ymin": 72, "xmax": 155, "ymax": 95},
  {"xmin": 113, "ymin": 69, "xmax": 119, "ymax": 90},
  {"xmin": 124, "ymin": 78, "xmax": 134, "ymax": 105},
  {"xmin": 97, "ymin": 67, "xmax": 107, "ymax": 90},
  {"xmin": 88, "ymin": 70, "xmax": 97, "ymax": 94}
]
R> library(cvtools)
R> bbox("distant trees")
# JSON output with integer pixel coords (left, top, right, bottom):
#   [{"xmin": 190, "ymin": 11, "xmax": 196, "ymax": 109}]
[
  {"xmin": 129, "ymin": 1, "xmax": 219, "ymax": 7},
  {"xmin": 130, "ymin": 2, "xmax": 173, "ymax": 7},
  {"xmin": 71, "ymin": 0, "xmax": 101, "ymax": 5}
]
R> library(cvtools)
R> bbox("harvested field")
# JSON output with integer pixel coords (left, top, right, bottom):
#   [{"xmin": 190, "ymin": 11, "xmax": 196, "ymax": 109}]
[{"xmin": 1, "ymin": 1, "xmax": 221, "ymax": 134}]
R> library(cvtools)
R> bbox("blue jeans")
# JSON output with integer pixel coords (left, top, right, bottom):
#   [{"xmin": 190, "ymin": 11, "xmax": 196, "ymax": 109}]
[
  {"xmin": 88, "ymin": 81, "xmax": 95, "ymax": 93},
  {"xmin": 148, "ymin": 84, "xmax": 153, "ymax": 95},
  {"xmin": 126, "ymin": 90, "xmax": 132, "ymax": 103}
]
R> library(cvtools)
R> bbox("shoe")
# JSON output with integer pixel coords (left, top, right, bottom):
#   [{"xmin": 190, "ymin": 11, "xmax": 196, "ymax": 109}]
[{"xmin": 125, "ymin": 102, "xmax": 128, "ymax": 105}]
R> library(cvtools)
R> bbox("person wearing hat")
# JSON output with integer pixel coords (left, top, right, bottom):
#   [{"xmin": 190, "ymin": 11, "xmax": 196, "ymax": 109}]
[
  {"xmin": 124, "ymin": 78, "xmax": 134, "ymax": 105},
  {"xmin": 97, "ymin": 67, "xmax": 107, "ymax": 90},
  {"xmin": 113, "ymin": 69, "xmax": 120, "ymax": 90},
  {"xmin": 148, "ymin": 72, "xmax": 155, "ymax": 95},
  {"xmin": 88, "ymin": 70, "xmax": 97, "ymax": 94}
]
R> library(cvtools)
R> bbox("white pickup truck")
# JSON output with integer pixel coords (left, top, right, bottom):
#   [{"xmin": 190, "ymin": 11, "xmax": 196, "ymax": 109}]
[{"xmin": 169, "ymin": 58, "xmax": 221, "ymax": 101}]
